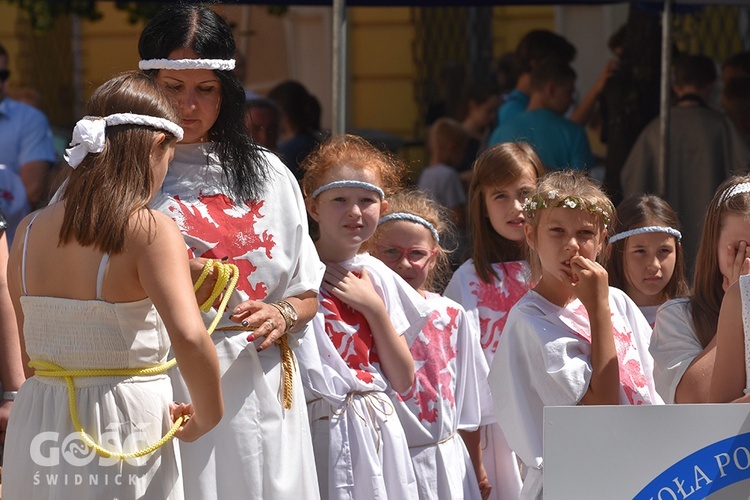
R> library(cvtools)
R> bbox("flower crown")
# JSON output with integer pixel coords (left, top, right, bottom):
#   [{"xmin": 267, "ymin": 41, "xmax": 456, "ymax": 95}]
[{"xmin": 523, "ymin": 189, "xmax": 611, "ymax": 228}]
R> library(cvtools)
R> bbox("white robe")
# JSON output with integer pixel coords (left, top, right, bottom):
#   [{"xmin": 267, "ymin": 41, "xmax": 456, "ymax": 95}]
[
  {"xmin": 444, "ymin": 259, "xmax": 532, "ymax": 500},
  {"xmin": 649, "ymin": 298, "xmax": 700, "ymax": 404},
  {"xmin": 490, "ymin": 288, "xmax": 663, "ymax": 500},
  {"xmin": 151, "ymin": 144, "xmax": 325, "ymax": 500},
  {"xmin": 296, "ymin": 253, "xmax": 431, "ymax": 500},
  {"xmin": 391, "ymin": 292, "xmax": 489, "ymax": 500}
]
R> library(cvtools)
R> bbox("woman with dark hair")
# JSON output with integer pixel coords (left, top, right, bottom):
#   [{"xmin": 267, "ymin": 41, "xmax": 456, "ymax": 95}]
[{"xmin": 139, "ymin": 5, "xmax": 324, "ymax": 499}]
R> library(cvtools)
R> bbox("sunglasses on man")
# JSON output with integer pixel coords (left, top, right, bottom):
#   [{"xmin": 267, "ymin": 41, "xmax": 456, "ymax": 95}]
[{"xmin": 0, "ymin": 70, "xmax": 10, "ymax": 82}]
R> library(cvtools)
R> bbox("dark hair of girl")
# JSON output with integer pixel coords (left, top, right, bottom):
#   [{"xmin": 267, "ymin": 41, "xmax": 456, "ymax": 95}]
[
  {"xmin": 138, "ymin": 4, "xmax": 268, "ymax": 202},
  {"xmin": 607, "ymin": 195, "xmax": 690, "ymax": 302}
]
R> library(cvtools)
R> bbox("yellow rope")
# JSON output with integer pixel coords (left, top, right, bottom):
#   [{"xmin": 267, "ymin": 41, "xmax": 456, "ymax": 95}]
[{"xmin": 29, "ymin": 259, "xmax": 240, "ymax": 460}]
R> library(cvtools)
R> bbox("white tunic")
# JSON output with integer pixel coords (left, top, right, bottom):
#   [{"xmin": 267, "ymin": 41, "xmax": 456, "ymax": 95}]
[
  {"xmin": 444, "ymin": 259, "xmax": 532, "ymax": 500},
  {"xmin": 740, "ymin": 275, "xmax": 750, "ymax": 391},
  {"xmin": 490, "ymin": 287, "xmax": 662, "ymax": 500},
  {"xmin": 649, "ymin": 298, "xmax": 700, "ymax": 404},
  {"xmin": 391, "ymin": 292, "xmax": 489, "ymax": 500},
  {"xmin": 296, "ymin": 253, "xmax": 431, "ymax": 500},
  {"xmin": 151, "ymin": 144, "xmax": 325, "ymax": 500}
]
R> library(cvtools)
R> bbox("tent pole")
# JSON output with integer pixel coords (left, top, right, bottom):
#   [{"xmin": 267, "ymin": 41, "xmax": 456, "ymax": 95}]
[
  {"xmin": 332, "ymin": 0, "xmax": 347, "ymax": 135},
  {"xmin": 658, "ymin": 0, "xmax": 672, "ymax": 195}
]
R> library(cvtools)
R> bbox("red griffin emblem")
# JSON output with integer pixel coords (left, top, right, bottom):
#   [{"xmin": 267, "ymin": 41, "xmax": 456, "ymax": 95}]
[
  {"xmin": 169, "ymin": 193, "xmax": 275, "ymax": 299},
  {"xmin": 321, "ymin": 283, "xmax": 381, "ymax": 384},
  {"xmin": 399, "ymin": 306, "xmax": 459, "ymax": 424},
  {"xmin": 471, "ymin": 262, "xmax": 530, "ymax": 355}
]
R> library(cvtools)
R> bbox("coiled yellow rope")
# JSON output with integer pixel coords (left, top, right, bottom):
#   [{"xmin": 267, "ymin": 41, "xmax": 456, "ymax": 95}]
[{"xmin": 29, "ymin": 259, "xmax": 239, "ymax": 460}]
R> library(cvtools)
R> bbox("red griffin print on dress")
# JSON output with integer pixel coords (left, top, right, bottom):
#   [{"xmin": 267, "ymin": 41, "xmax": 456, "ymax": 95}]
[
  {"xmin": 564, "ymin": 304, "xmax": 648, "ymax": 405},
  {"xmin": 398, "ymin": 304, "xmax": 458, "ymax": 424},
  {"xmin": 321, "ymin": 281, "xmax": 381, "ymax": 384},
  {"xmin": 470, "ymin": 262, "xmax": 530, "ymax": 355},
  {"xmin": 169, "ymin": 193, "xmax": 275, "ymax": 299}
]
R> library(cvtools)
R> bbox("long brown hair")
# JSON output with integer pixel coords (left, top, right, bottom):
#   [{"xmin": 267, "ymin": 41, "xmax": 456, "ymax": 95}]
[
  {"xmin": 59, "ymin": 72, "xmax": 179, "ymax": 254},
  {"xmin": 467, "ymin": 142, "xmax": 544, "ymax": 284},
  {"xmin": 608, "ymin": 195, "xmax": 690, "ymax": 302},
  {"xmin": 691, "ymin": 175, "xmax": 750, "ymax": 348}
]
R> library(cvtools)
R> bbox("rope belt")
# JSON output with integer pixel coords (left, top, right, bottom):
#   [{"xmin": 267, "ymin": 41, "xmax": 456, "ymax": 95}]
[
  {"xmin": 408, "ymin": 430, "xmax": 458, "ymax": 449},
  {"xmin": 29, "ymin": 259, "xmax": 239, "ymax": 460},
  {"xmin": 334, "ymin": 391, "xmax": 394, "ymax": 452},
  {"xmin": 214, "ymin": 325, "xmax": 295, "ymax": 410}
]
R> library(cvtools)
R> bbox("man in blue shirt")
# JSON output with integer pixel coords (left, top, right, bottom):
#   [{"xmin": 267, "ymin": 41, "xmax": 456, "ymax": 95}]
[
  {"xmin": 490, "ymin": 60, "xmax": 592, "ymax": 172},
  {"xmin": 0, "ymin": 43, "xmax": 56, "ymax": 240}
]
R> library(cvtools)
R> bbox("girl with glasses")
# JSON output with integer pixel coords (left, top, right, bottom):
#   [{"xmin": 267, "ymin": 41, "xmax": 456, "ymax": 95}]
[{"xmin": 370, "ymin": 190, "xmax": 493, "ymax": 500}]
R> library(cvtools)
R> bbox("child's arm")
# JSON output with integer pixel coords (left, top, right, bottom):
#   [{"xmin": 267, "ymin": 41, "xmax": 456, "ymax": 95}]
[
  {"xmin": 570, "ymin": 255, "xmax": 620, "ymax": 405},
  {"xmin": 322, "ymin": 263, "xmax": 414, "ymax": 393},
  {"xmin": 708, "ymin": 281, "xmax": 746, "ymax": 402},
  {"xmin": 458, "ymin": 429, "xmax": 492, "ymax": 500},
  {"xmin": 135, "ymin": 211, "xmax": 223, "ymax": 442},
  {"xmin": 673, "ymin": 337, "xmax": 716, "ymax": 403}
]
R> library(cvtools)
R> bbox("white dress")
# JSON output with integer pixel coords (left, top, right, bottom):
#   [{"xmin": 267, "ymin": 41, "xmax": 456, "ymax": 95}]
[
  {"xmin": 443, "ymin": 259, "xmax": 532, "ymax": 500},
  {"xmin": 3, "ymin": 222, "xmax": 182, "ymax": 499},
  {"xmin": 489, "ymin": 287, "xmax": 662, "ymax": 500},
  {"xmin": 740, "ymin": 275, "xmax": 750, "ymax": 391},
  {"xmin": 649, "ymin": 298, "xmax": 700, "ymax": 404},
  {"xmin": 151, "ymin": 144, "xmax": 325, "ymax": 500},
  {"xmin": 296, "ymin": 253, "xmax": 431, "ymax": 500},
  {"xmin": 391, "ymin": 292, "xmax": 488, "ymax": 500}
]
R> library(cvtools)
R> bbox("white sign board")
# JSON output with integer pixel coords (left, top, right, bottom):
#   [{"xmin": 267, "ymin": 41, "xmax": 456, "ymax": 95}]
[{"xmin": 544, "ymin": 404, "xmax": 750, "ymax": 499}]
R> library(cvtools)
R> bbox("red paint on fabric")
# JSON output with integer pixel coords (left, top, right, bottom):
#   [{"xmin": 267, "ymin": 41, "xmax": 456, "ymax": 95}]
[
  {"xmin": 169, "ymin": 193, "xmax": 275, "ymax": 299},
  {"xmin": 321, "ymin": 285, "xmax": 380, "ymax": 384},
  {"xmin": 399, "ymin": 305, "xmax": 459, "ymax": 424}
]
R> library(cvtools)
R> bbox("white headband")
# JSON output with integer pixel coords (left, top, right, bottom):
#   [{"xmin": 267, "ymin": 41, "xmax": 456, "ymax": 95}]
[
  {"xmin": 64, "ymin": 113, "xmax": 184, "ymax": 169},
  {"xmin": 139, "ymin": 58, "xmax": 236, "ymax": 71},
  {"xmin": 608, "ymin": 226, "xmax": 682, "ymax": 244},
  {"xmin": 719, "ymin": 182, "xmax": 750, "ymax": 205},
  {"xmin": 311, "ymin": 180, "xmax": 385, "ymax": 200},
  {"xmin": 378, "ymin": 213, "xmax": 440, "ymax": 243}
]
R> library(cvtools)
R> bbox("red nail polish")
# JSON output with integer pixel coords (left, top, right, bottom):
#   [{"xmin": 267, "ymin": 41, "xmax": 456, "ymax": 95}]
[{"xmin": 247, "ymin": 334, "xmax": 255, "ymax": 342}]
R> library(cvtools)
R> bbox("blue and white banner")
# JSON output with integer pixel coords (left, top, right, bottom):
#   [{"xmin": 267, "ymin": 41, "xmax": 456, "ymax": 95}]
[{"xmin": 544, "ymin": 405, "xmax": 750, "ymax": 499}]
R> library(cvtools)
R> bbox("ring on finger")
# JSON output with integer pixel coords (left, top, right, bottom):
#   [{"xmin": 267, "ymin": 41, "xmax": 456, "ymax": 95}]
[{"xmin": 267, "ymin": 319, "xmax": 275, "ymax": 330}]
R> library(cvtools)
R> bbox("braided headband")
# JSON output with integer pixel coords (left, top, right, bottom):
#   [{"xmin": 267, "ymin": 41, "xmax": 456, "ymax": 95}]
[
  {"xmin": 139, "ymin": 58, "xmax": 236, "ymax": 71},
  {"xmin": 64, "ymin": 113, "xmax": 184, "ymax": 169},
  {"xmin": 311, "ymin": 180, "xmax": 385, "ymax": 200},
  {"xmin": 719, "ymin": 182, "xmax": 750, "ymax": 205},
  {"xmin": 378, "ymin": 213, "xmax": 440, "ymax": 243},
  {"xmin": 608, "ymin": 226, "xmax": 682, "ymax": 244}
]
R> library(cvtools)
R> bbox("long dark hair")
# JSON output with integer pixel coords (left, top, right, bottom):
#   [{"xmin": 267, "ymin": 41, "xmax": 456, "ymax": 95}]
[
  {"xmin": 138, "ymin": 4, "xmax": 268, "ymax": 201},
  {"xmin": 60, "ymin": 72, "xmax": 180, "ymax": 254},
  {"xmin": 607, "ymin": 195, "xmax": 690, "ymax": 302}
]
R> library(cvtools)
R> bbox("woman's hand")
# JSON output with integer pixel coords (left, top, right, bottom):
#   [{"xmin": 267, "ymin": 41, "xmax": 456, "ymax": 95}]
[
  {"xmin": 722, "ymin": 241, "xmax": 750, "ymax": 292},
  {"xmin": 230, "ymin": 301, "xmax": 286, "ymax": 352},
  {"xmin": 321, "ymin": 264, "xmax": 381, "ymax": 316}
]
